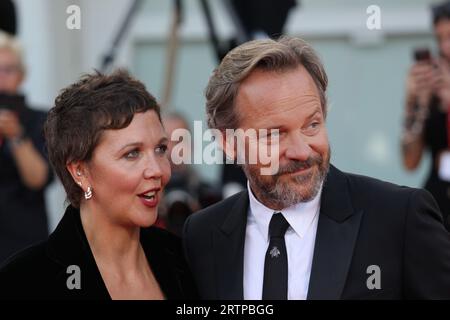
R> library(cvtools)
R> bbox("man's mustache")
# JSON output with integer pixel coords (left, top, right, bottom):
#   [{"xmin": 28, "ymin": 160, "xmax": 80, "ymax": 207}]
[{"xmin": 276, "ymin": 155, "xmax": 323, "ymax": 176}]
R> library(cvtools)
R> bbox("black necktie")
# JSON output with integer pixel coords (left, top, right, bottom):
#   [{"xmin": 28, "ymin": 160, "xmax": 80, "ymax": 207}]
[{"xmin": 262, "ymin": 212, "xmax": 290, "ymax": 300}]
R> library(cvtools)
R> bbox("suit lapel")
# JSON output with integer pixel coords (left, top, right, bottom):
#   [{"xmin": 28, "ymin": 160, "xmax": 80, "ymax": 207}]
[
  {"xmin": 307, "ymin": 166, "xmax": 363, "ymax": 300},
  {"xmin": 213, "ymin": 191, "xmax": 249, "ymax": 299},
  {"xmin": 45, "ymin": 206, "xmax": 110, "ymax": 299}
]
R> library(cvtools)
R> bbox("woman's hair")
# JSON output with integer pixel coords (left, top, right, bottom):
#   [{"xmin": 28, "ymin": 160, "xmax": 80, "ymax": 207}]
[
  {"xmin": 44, "ymin": 69, "xmax": 161, "ymax": 208},
  {"xmin": 0, "ymin": 31, "xmax": 25, "ymax": 73}
]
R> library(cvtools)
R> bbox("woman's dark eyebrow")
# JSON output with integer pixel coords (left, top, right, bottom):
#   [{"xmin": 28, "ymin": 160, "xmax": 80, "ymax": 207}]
[
  {"xmin": 158, "ymin": 137, "xmax": 169, "ymax": 145},
  {"xmin": 118, "ymin": 142, "xmax": 143, "ymax": 153}
]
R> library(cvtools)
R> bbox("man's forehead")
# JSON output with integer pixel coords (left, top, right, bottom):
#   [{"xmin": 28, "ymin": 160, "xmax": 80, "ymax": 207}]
[
  {"xmin": 238, "ymin": 66, "xmax": 318, "ymax": 98},
  {"xmin": 236, "ymin": 67, "xmax": 320, "ymax": 116}
]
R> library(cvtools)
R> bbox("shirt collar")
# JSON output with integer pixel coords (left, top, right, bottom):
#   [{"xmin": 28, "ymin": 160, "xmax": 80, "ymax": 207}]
[{"xmin": 247, "ymin": 181, "xmax": 322, "ymax": 242}]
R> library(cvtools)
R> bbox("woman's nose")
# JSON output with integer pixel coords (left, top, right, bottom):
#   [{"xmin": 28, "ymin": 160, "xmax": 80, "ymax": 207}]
[{"xmin": 143, "ymin": 155, "xmax": 164, "ymax": 181}]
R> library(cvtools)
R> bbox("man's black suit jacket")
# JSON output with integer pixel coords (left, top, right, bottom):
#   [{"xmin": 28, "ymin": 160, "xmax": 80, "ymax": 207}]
[{"xmin": 183, "ymin": 165, "xmax": 450, "ymax": 299}]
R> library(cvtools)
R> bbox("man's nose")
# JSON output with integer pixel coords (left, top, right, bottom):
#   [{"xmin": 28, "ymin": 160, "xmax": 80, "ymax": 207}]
[{"xmin": 284, "ymin": 130, "xmax": 312, "ymax": 161}]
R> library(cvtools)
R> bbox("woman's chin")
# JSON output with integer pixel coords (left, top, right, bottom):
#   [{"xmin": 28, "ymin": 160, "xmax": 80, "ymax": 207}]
[{"xmin": 135, "ymin": 212, "xmax": 158, "ymax": 228}]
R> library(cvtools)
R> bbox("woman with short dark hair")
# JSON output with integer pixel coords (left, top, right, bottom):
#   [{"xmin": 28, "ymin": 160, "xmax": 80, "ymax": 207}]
[{"xmin": 0, "ymin": 69, "xmax": 198, "ymax": 300}]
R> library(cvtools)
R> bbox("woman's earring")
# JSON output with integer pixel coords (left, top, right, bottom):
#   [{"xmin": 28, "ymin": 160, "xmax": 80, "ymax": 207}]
[
  {"xmin": 84, "ymin": 186, "xmax": 93, "ymax": 200},
  {"xmin": 77, "ymin": 181, "xmax": 82, "ymax": 187}
]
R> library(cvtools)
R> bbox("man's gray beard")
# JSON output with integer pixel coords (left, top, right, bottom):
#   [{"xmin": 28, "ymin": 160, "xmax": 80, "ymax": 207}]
[{"xmin": 243, "ymin": 151, "xmax": 330, "ymax": 209}]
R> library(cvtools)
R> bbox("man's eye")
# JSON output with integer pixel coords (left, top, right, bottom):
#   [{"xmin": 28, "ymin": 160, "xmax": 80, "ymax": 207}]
[
  {"xmin": 124, "ymin": 149, "xmax": 140, "ymax": 159},
  {"xmin": 301, "ymin": 121, "xmax": 321, "ymax": 136},
  {"xmin": 155, "ymin": 144, "xmax": 168, "ymax": 155},
  {"xmin": 307, "ymin": 121, "xmax": 321, "ymax": 130},
  {"xmin": 270, "ymin": 131, "xmax": 280, "ymax": 137},
  {"xmin": 310, "ymin": 122, "xmax": 320, "ymax": 129},
  {"xmin": 266, "ymin": 130, "xmax": 281, "ymax": 139}
]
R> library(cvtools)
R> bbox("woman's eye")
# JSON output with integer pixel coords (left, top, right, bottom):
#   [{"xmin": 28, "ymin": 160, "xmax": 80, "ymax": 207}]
[
  {"xmin": 124, "ymin": 149, "xmax": 140, "ymax": 159},
  {"xmin": 155, "ymin": 144, "xmax": 168, "ymax": 156}
]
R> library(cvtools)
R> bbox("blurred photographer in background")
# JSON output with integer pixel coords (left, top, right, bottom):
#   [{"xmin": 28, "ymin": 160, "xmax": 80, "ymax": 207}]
[
  {"xmin": 0, "ymin": 31, "xmax": 53, "ymax": 264},
  {"xmin": 160, "ymin": 112, "xmax": 221, "ymax": 236},
  {"xmin": 402, "ymin": 1, "xmax": 450, "ymax": 229}
]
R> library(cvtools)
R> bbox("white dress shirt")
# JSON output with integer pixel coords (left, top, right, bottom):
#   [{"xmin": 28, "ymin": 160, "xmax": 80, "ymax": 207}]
[{"xmin": 243, "ymin": 182, "xmax": 322, "ymax": 300}]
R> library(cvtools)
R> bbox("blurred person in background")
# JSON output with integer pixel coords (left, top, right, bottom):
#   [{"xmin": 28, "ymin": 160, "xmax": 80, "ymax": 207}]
[
  {"xmin": 0, "ymin": 31, "xmax": 53, "ymax": 264},
  {"xmin": 0, "ymin": 0, "xmax": 17, "ymax": 36},
  {"xmin": 0, "ymin": 70, "xmax": 198, "ymax": 299},
  {"xmin": 161, "ymin": 112, "xmax": 221, "ymax": 236},
  {"xmin": 402, "ymin": 1, "xmax": 450, "ymax": 229}
]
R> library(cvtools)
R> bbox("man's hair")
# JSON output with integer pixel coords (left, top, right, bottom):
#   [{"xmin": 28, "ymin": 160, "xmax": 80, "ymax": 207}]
[
  {"xmin": 0, "ymin": 30, "xmax": 25, "ymax": 73},
  {"xmin": 205, "ymin": 36, "xmax": 328, "ymax": 130},
  {"xmin": 44, "ymin": 69, "xmax": 161, "ymax": 208}
]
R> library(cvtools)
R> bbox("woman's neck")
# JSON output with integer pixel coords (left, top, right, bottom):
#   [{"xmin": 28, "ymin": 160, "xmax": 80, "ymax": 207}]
[
  {"xmin": 79, "ymin": 203, "xmax": 145, "ymax": 276},
  {"xmin": 78, "ymin": 203, "xmax": 164, "ymax": 300}
]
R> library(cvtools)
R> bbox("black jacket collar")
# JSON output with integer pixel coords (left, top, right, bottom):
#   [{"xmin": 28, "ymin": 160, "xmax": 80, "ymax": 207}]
[
  {"xmin": 307, "ymin": 165, "xmax": 363, "ymax": 299},
  {"xmin": 45, "ymin": 205, "xmax": 110, "ymax": 299}
]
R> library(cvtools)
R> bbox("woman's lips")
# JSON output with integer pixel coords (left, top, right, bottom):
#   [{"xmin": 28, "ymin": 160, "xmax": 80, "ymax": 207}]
[
  {"xmin": 138, "ymin": 193, "xmax": 159, "ymax": 208},
  {"xmin": 138, "ymin": 188, "xmax": 160, "ymax": 208}
]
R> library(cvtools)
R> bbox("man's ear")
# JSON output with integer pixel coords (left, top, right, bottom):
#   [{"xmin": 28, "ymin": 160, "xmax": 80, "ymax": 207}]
[{"xmin": 66, "ymin": 162, "xmax": 89, "ymax": 191}]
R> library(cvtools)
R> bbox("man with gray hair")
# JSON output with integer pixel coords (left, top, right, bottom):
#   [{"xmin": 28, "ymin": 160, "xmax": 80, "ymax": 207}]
[{"xmin": 183, "ymin": 36, "xmax": 450, "ymax": 299}]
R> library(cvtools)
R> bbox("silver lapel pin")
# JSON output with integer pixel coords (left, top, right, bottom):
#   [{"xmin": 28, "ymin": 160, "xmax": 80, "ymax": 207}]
[{"xmin": 269, "ymin": 246, "xmax": 281, "ymax": 258}]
